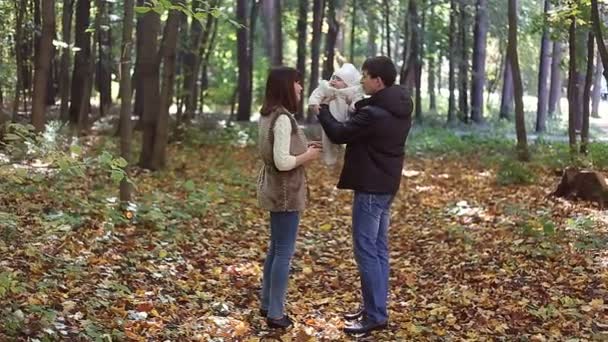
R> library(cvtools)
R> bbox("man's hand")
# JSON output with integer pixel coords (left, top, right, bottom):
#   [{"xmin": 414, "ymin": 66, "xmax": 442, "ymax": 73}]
[{"xmin": 308, "ymin": 141, "xmax": 322, "ymax": 148}]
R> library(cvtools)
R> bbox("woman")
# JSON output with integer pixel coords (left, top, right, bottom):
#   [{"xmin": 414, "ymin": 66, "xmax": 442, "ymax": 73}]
[{"xmin": 257, "ymin": 66, "xmax": 321, "ymax": 329}]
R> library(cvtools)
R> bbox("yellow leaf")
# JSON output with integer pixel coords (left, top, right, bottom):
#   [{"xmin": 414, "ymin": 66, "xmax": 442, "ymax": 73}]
[
  {"xmin": 319, "ymin": 223, "xmax": 332, "ymax": 231},
  {"xmin": 159, "ymin": 250, "xmax": 168, "ymax": 258},
  {"xmin": 590, "ymin": 298, "xmax": 604, "ymax": 310},
  {"xmin": 303, "ymin": 266, "xmax": 313, "ymax": 274}
]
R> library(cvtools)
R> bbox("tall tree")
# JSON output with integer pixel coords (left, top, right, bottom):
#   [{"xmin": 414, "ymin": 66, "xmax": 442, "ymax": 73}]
[
  {"xmin": 198, "ymin": 6, "xmax": 220, "ymax": 112},
  {"xmin": 567, "ymin": 14, "xmax": 578, "ymax": 153},
  {"xmin": 458, "ymin": 0, "xmax": 469, "ymax": 122},
  {"xmin": 349, "ymin": 0, "xmax": 356, "ymax": 62},
  {"xmin": 119, "ymin": 0, "xmax": 135, "ymax": 202},
  {"xmin": 470, "ymin": 0, "xmax": 488, "ymax": 123},
  {"xmin": 59, "ymin": 0, "xmax": 75, "ymax": 122},
  {"xmin": 427, "ymin": 4, "xmax": 438, "ymax": 113},
  {"xmin": 383, "ymin": 0, "xmax": 391, "ymax": 59},
  {"xmin": 236, "ymin": 0, "xmax": 252, "ymax": 121},
  {"xmin": 365, "ymin": 4, "xmax": 377, "ymax": 57},
  {"xmin": 296, "ymin": 0, "xmax": 308, "ymax": 120},
  {"xmin": 308, "ymin": 0, "xmax": 325, "ymax": 119},
  {"xmin": 500, "ymin": 61, "xmax": 514, "ymax": 120},
  {"xmin": 96, "ymin": 0, "xmax": 112, "ymax": 116},
  {"xmin": 591, "ymin": 51, "xmax": 603, "ymax": 117},
  {"xmin": 548, "ymin": 40, "xmax": 563, "ymax": 117},
  {"xmin": 69, "ymin": 0, "xmax": 92, "ymax": 128},
  {"xmin": 448, "ymin": 0, "xmax": 457, "ymax": 123},
  {"xmin": 150, "ymin": 3, "xmax": 181, "ymax": 170},
  {"xmin": 535, "ymin": 0, "xmax": 552, "ymax": 132},
  {"xmin": 591, "ymin": 0, "xmax": 608, "ymax": 85},
  {"xmin": 322, "ymin": 0, "xmax": 343, "ymax": 80},
  {"xmin": 262, "ymin": 0, "xmax": 283, "ymax": 66},
  {"xmin": 181, "ymin": 1, "xmax": 205, "ymax": 122},
  {"xmin": 137, "ymin": 10, "xmax": 161, "ymax": 168},
  {"xmin": 12, "ymin": 0, "xmax": 27, "ymax": 121},
  {"xmin": 508, "ymin": 0, "xmax": 529, "ymax": 161},
  {"xmin": 31, "ymin": 0, "xmax": 55, "ymax": 132},
  {"xmin": 582, "ymin": 31, "xmax": 594, "ymax": 154}
]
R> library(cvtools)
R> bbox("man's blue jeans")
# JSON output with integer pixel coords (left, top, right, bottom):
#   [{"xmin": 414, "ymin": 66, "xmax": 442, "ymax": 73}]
[
  {"xmin": 352, "ymin": 191, "xmax": 394, "ymax": 324},
  {"xmin": 260, "ymin": 211, "xmax": 300, "ymax": 319}
]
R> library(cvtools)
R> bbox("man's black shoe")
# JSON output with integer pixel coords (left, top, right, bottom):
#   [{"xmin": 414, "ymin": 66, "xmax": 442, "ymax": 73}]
[
  {"xmin": 267, "ymin": 315, "xmax": 293, "ymax": 329},
  {"xmin": 343, "ymin": 306, "xmax": 364, "ymax": 320},
  {"xmin": 260, "ymin": 309, "xmax": 268, "ymax": 317},
  {"xmin": 343, "ymin": 319, "xmax": 388, "ymax": 334}
]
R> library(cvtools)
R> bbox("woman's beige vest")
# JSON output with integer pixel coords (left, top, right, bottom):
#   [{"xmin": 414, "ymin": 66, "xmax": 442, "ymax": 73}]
[{"xmin": 257, "ymin": 107, "xmax": 308, "ymax": 212}]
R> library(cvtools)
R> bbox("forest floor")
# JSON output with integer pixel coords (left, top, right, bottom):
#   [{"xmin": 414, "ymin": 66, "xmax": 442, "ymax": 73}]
[{"xmin": 1, "ymin": 126, "xmax": 608, "ymax": 341}]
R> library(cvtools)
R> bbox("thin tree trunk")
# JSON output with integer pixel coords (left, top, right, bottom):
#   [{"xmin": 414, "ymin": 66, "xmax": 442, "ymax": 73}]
[
  {"xmin": 150, "ymin": 4, "xmax": 181, "ymax": 170},
  {"xmin": 31, "ymin": 0, "xmax": 55, "ymax": 132},
  {"xmin": 138, "ymin": 11, "xmax": 161, "ymax": 168},
  {"xmin": 447, "ymin": 0, "xmax": 457, "ymax": 123},
  {"xmin": 458, "ymin": 0, "xmax": 469, "ymax": 123},
  {"xmin": 322, "ymin": 0, "xmax": 340, "ymax": 80},
  {"xmin": 236, "ymin": 0, "xmax": 252, "ymax": 121},
  {"xmin": 199, "ymin": 11, "xmax": 219, "ymax": 113},
  {"xmin": 366, "ymin": 7, "xmax": 377, "ymax": 57},
  {"xmin": 308, "ymin": 0, "xmax": 325, "ymax": 121},
  {"xmin": 119, "ymin": 0, "xmax": 134, "ymax": 202},
  {"xmin": 535, "ymin": 0, "xmax": 551, "ymax": 132},
  {"xmin": 582, "ymin": 31, "xmax": 594, "ymax": 155},
  {"xmin": 350, "ymin": 0, "xmax": 356, "ymax": 62},
  {"xmin": 591, "ymin": 0, "xmax": 608, "ymax": 88},
  {"xmin": 59, "ymin": 0, "xmax": 74, "ymax": 122},
  {"xmin": 548, "ymin": 40, "xmax": 563, "ymax": 117},
  {"xmin": 428, "ymin": 54, "xmax": 436, "ymax": 112},
  {"xmin": 12, "ymin": 0, "xmax": 27, "ymax": 122},
  {"xmin": 500, "ymin": 61, "xmax": 514, "ymax": 120},
  {"xmin": 133, "ymin": 0, "xmax": 145, "ymax": 122},
  {"xmin": 384, "ymin": 0, "xmax": 391, "ymax": 59},
  {"xmin": 69, "ymin": 0, "xmax": 91, "ymax": 127},
  {"xmin": 470, "ymin": 0, "xmax": 488, "ymax": 123},
  {"xmin": 96, "ymin": 0, "xmax": 112, "ymax": 116},
  {"xmin": 508, "ymin": 0, "xmax": 529, "ymax": 161},
  {"xmin": 296, "ymin": 0, "xmax": 308, "ymax": 121},
  {"xmin": 592, "ymin": 50, "xmax": 603, "ymax": 117},
  {"xmin": 567, "ymin": 16, "xmax": 578, "ymax": 153}
]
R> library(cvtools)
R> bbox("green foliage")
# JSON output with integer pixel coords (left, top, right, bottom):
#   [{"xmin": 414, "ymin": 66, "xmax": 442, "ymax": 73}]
[
  {"xmin": 0, "ymin": 271, "xmax": 24, "ymax": 299},
  {"xmin": 496, "ymin": 159, "xmax": 537, "ymax": 185}
]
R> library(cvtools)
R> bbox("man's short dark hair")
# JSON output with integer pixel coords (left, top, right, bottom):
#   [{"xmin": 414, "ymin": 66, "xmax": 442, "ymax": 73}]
[{"xmin": 362, "ymin": 56, "xmax": 396, "ymax": 87}]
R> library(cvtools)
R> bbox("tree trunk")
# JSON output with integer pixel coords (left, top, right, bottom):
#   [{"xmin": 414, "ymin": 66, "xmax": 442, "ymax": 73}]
[
  {"xmin": 322, "ymin": 0, "xmax": 341, "ymax": 80},
  {"xmin": 592, "ymin": 50, "xmax": 603, "ymax": 118},
  {"xmin": 567, "ymin": 16, "xmax": 579, "ymax": 153},
  {"xmin": 548, "ymin": 40, "xmax": 563, "ymax": 117},
  {"xmin": 500, "ymin": 61, "xmax": 514, "ymax": 120},
  {"xmin": 12, "ymin": 0, "xmax": 27, "ymax": 122},
  {"xmin": 96, "ymin": 0, "xmax": 112, "ymax": 116},
  {"xmin": 59, "ymin": 0, "xmax": 75, "ymax": 122},
  {"xmin": 119, "ymin": 0, "xmax": 134, "ymax": 202},
  {"xmin": 470, "ymin": 0, "xmax": 488, "ymax": 123},
  {"xmin": 296, "ymin": 0, "xmax": 308, "ymax": 121},
  {"xmin": 236, "ymin": 0, "xmax": 252, "ymax": 121},
  {"xmin": 383, "ymin": 0, "xmax": 391, "ymax": 59},
  {"xmin": 199, "ymin": 11, "xmax": 219, "ymax": 113},
  {"xmin": 508, "ymin": 0, "xmax": 529, "ymax": 161},
  {"xmin": 582, "ymin": 31, "xmax": 594, "ymax": 155},
  {"xmin": 366, "ymin": 7, "xmax": 377, "ymax": 57},
  {"xmin": 428, "ymin": 54, "xmax": 436, "ymax": 112},
  {"xmin": 262, "ymin": 0, "xmax": 283, "ymax": 66},
  {"xmin": 402, "ymin": 0, "xmax": 419, "ymax": 91},
  {"xmin": 350, "ymin": 0, "xmax": 356, "ymax": 62},
  {"xmin": 535, "ymin": 0, "xmax": 551, "ymax": 132},
  {"xmin": 31, "ymin": 0, "xmax": 55, "ymax": 132},
  {"xmin": 447, "ymin": 0, "xmax": 457, "ymax": 123},
  {"xmin": 69, "ymin": 0, "xmax": 91, "ymax": 127},
  {"xmin": 591, "ymin": 0, "xmax": 608, "ymax": 90},
  {"xmin": 133, "ymin": 0, "xmax": 145, "ymax": 122},
  {"xmin": 458, "ymin": 0, "xmax": 469, "ymax": 123},
  {"xmin": 308, "ymin": 0, "xmax": 325, "ymax": 121},
  {"xmin": 138, "ymin": 11, "xmax": 161, "ymax": 168},
  {"xmin": 150, "ymin": 4, "xmax": 181, "ymax": 170},
  {"xmin": 181, "ymin": 2, "xmax": 203, "ymax": 123}
]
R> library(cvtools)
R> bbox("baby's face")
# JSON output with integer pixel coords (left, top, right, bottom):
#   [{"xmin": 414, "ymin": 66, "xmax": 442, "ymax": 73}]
[{"xmin": 329, "ymin": 75, "xmax": 347, "ymax": 89}]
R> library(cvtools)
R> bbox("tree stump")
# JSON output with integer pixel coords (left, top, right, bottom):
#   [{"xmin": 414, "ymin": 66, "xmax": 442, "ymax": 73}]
[{"xmin": 551, "ymin": 166, "xmax": 608, "ymax": 209}]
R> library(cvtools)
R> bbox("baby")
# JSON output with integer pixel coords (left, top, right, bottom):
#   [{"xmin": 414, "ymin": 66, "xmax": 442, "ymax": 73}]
[{"xmin": 308, "ymin": 63, "xmax": 365, "ymax": 166}]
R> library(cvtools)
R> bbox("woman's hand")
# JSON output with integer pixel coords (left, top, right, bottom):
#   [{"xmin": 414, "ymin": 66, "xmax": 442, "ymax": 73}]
[
  {"xmin": 308, "ymin": 141, "xmax": 322, "ymax": 148},
  {"xmin": 295, "ymin": 145, "xmax": 322, "ymax": 167}
]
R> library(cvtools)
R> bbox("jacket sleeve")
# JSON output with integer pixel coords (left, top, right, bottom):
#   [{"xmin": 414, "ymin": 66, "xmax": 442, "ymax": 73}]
[
  {"xmin": 308, "ymin": 82, "xmax": 329, "ymax": 105},
  {"xmin": 317, "ymin": 104, "xmax": 373, "ymax": 144}
]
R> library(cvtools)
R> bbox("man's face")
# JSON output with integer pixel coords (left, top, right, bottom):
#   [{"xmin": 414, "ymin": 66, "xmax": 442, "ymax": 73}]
[{"xmin": 360, "ymin": 70, "xmax": 383, "ymax": 95}]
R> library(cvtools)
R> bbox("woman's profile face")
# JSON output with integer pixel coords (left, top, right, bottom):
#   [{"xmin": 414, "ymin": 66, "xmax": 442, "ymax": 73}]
[{"xmin": 293, "ymin": 81, "xmax": 303, "ymax": 102}]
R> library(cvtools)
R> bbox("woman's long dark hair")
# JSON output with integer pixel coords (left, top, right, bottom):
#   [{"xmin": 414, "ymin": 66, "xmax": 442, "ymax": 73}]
[{"xmin": 260, "ymin": 66, "xmax": 301, "ymax": 116}]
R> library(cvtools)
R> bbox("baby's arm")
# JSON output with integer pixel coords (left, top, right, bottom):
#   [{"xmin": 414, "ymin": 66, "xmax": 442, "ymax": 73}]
[{"xmin": 308, "ymin": 80, "xmax": 332, "ymax": 105}]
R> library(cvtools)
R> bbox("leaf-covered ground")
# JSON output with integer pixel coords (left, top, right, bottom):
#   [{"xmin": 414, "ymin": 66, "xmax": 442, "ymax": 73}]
[{"xmin": 1, "ymin": 142, "xmax": 608, "ymax": 341}]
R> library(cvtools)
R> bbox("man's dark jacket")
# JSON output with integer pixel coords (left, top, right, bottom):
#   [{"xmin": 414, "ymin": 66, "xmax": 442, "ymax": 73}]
[{"xmin": 318, "ymin": 85, "xmax": 412, "ymax": 194}]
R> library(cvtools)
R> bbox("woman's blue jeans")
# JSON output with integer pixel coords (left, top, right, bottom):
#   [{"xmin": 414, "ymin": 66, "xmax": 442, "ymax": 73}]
[{"xmin": 260, "ymin": 211, "xmax": 300, "ymax": 319}]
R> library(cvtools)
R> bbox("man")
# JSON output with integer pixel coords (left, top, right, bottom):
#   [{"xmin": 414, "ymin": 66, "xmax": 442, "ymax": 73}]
[{"xmin": 316, "ymin": 56, "xmax": 412, "ymax": 334}]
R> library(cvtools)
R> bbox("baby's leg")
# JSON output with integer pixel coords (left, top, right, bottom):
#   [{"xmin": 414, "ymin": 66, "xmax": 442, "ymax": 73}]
[{"xmin": 322, "ymin": 131, "xmax": 339, "ymax": 166}]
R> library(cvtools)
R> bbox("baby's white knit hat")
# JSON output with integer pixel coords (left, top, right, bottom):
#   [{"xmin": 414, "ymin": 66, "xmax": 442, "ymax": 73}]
[{"xmin": 333, "ymin": 63, "xmax": 361, "ymax": 87}]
